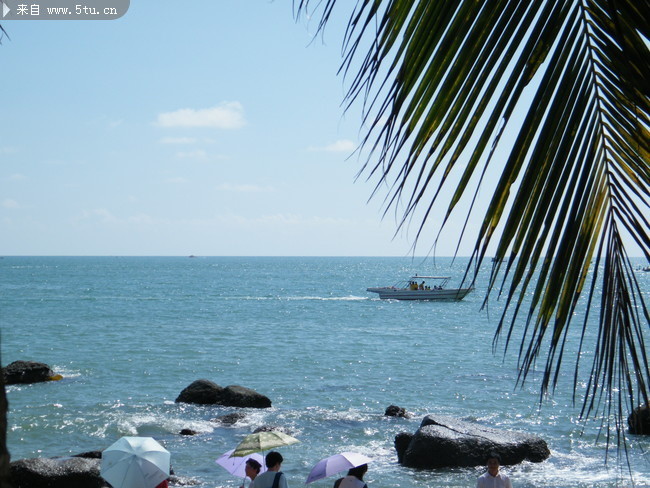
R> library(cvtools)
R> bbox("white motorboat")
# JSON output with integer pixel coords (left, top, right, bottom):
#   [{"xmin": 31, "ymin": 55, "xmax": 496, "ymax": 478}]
[{"xmin": 367, "ymin": 275, "xmax": 473, "ymax": 301}]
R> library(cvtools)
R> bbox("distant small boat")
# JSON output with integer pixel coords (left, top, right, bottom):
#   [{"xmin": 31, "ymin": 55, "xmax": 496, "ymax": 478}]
[{"xmin": 367, "ymin": 276, "xmax": 473, "ymax": 301}]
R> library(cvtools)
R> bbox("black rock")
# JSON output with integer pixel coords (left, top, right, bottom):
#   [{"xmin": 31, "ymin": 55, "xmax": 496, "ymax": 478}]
[
  {"xmin": 2, "ymin": 361, "xmax": 58, "ymax": 385},
  {"xmin": 212, "ymin": 412, "xmax": 247, "ymax": 425},
  {"xmin": 179, "ymin": 429, "xmax": 199, "ymax": 436},
  {"xmin": 252, "ymin": 425, "xmax": 291, "ymax": 434},
  {"xmin": 71, "ymin": 451, "xmax": 103, "ymax": 459},
  {"xmin": 395, "ymin": 414, "xmax": 550, "ymax": 469},
  {"xmin": 628, "ymin": 404, "xmax": 650, "ymax": 434},
  {"xmin": 10, "ymin": 456, "xmax": 107, "ymax": 488},
  {"xmin": 385, "ymin": 405, "xmax": 411, "ymax": 418},
  {"xmin": 175, "ymin": 380, "xmax": 271, "ymax": 408},
  {"xmin": 175, "ymin": 379, "xmax": 222, "ymax": 404},
  {"xmin": 222, "ymin": 385, "xmax": 271, "ymax": 408},
  {"xmin": 394, "ymin": 432, "xmax": 413, "ymax": 464}
]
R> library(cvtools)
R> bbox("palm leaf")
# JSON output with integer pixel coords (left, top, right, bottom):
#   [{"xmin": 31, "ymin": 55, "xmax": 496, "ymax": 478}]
[{"xmin": 297, "ymin": 0, "xmax": 650, "ymax": 445}]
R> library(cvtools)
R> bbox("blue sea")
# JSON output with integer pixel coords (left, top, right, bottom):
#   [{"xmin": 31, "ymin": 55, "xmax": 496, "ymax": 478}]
[{"xmin": 2, "ymin": 256, "xmax": 650, "ymax": 488}]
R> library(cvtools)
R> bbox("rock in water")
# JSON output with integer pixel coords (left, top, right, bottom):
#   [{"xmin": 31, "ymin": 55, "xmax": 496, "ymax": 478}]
[
  {"xmin": 395, "ymin": 414, "xmax": 550, "ymax": 469},
  {"xmin": 222, "ymin": 385, "xmax": 272, "ymax": 408},
  {"xmin": 628, "ymin": 404, "xmax": 650, "ymax": 435},
  {"xmin": 385, "ymin": 405, "xmax": 411, "ymax": 418},
  {"xmin": 175, "ymin": 379, "xmax": 224, "ymax": 404},
  {"xmin": 2, "ymin": 361, "xmax": 59, "ymax": 385},
  {"xmin": 253, "ymin": 425, "xmax": 291, "ymax": 434},
  {"xmin": 212, "ymin": 412, "xmax": 247, "ymax": 425},
  {"xmin": 175, "ymin": 379, "xmax": 271, "ymax": 408},
  {"xmin": 10, "ymin": 457, "xmax": 107, "ymax": 488}
]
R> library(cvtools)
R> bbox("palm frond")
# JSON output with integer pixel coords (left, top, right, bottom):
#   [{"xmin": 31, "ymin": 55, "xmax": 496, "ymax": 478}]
[{"xmin": 297, "ymin": 0, "xmax": 650, "ymax": 442}]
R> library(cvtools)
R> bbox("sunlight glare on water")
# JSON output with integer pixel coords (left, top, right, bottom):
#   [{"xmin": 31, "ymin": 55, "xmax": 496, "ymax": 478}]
[{"xmin": 2, "ymin": 256, "xmax": 650, "ymax": 487}]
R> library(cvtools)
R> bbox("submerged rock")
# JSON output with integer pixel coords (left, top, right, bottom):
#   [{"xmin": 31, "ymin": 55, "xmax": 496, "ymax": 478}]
[
  {"xmin": 212, "ymin": 412, "xmax": 247, "ymax": 425},
  {"xmin": 395, "ymin": 414, "xmax": 550, "ymax": 469},
  {"xmin": 628, "ymin": 404, "xmax": 650, "ymax": 434},
  {"xmin": 71, "ymin": 451, "xmax": 102, "ymax": 459},
  {"xmin": 385, "ymin": 405, "xmax": 411, "ymax": 418},
  {"xmin": 2, "ymin": 360, "xmax": 61, "ymax": 385},
  {"xmin": 175, "ymin": 380, "xmax": 271, "ymax": 408},
  {"xmin": 253, "ymin": 425, "xmax": 292, "ymax": 434},
  {"xmin": 10, "ymin": 456, "xmax": 107, "ymax": 488}
]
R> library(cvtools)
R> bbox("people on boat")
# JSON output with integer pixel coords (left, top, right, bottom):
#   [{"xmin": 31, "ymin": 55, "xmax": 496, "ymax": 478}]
[{"xmin": 419, "ymin": 281, "xmax": 425, "ymax": 290}]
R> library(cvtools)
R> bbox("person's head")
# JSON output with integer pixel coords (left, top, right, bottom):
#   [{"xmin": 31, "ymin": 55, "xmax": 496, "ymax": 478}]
[
  {"xmin": 486, "ymin": 452, "xmax": 501, "ymax": 476},
  {"xmin": 347, "ymin": 464, "xmax": 368, "ymax": 480},
  {"xmin": 265, "ymin": 451, "xmax": 283, "ymax": 470},
  {"xmin": 245, "ymin": 458, "xmax": 262, "ymax": 479}
]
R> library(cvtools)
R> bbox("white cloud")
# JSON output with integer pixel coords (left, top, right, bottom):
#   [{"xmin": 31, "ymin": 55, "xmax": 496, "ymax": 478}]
[
  {"xmin": 74, "ymin": 209, "xmax": 157, "ymax": 226},
  {"xmin": 167, "ymin": 177, "xmax": 188, "ymax": 184},
  {"xmin": 159, "ymin": 137, "xmax": 198, "ymax": 144},
  {"xmin": 0, "ymin": 146, "xmax": 18, "ymax": 154},
  {"xmin": 196, "ymin": 213, "xmax": 358, "ymax": 228},
  {"xmin": 2, "ymin": 198, "xmax": 19, "ymax": 209},
  {"xmin": 308, "ymin": 139, "xmax": 356, "ymax": 153},
  {"xmin": 156, "ymin": 102, "xmax": 246, "ymax": 129},
  {"xmin": 176, "ymin": 150, "xmax": 208, "ymax": 160},
  {"xmin": 78, "ymin": 208, "xmax": 117, "ymax": 223},
  {"xmin": 217, "ymin": 183, "xmax": 275, "ymax": 193},
  {"xmin": 5, "ymin": 174, "xmax": 26, "ymax": 181},
  {"xmin": 126, "ymin": 214, "xmax": 155, "ymax": 225}
]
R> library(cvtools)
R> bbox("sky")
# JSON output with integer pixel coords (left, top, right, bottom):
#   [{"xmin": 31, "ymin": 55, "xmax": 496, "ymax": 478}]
[
  {"xmin": 1, "ymin": 2, "xmax": 640, "ymax": 257},
  {"xmin": 1, "ymin": 0, "xmax": 448, "ymax": 256}
]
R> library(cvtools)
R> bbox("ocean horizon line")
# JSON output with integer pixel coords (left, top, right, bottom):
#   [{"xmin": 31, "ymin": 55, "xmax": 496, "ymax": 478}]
[
  {"xmin": 2, "ymin": 254, "xmax": 647, "ymax": 259},
  {"xmin": 0, "ymin": 254, "xmax": 474, "ymax": 258}
]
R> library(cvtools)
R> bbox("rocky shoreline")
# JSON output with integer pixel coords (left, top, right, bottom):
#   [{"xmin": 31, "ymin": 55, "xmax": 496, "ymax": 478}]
[{"xmin": 5, "ymin": 360, "xmax": 554, "ymax": 487}]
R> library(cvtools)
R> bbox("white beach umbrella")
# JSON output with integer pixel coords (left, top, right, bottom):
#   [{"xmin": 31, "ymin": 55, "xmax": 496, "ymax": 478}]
[
  {"xmin": 216, "ymin": 448, "xmax": 267, "ymax": 479},
  {"xmin": 101, "ymin": 436, "xmax": 170, "ymax": 488},
  {"xmin": 305, "ymin": 452, "xmax": 372, "ymax": 484}
]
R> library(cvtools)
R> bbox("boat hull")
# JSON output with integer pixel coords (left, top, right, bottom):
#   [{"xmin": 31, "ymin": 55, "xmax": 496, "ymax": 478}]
[{"xmin": 366, "ymin": 287, "xmax": 473, "ymax": 301}]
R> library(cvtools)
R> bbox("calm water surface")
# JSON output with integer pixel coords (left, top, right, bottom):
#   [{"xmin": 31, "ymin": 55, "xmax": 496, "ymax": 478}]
[{"xmin": 2, "ymin": 256, "xmax": 650, "ymax": 487}]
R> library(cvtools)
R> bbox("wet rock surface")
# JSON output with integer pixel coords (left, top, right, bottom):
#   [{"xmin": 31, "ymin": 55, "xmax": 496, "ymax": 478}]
[
  {"xmin": 175, "ymin": 379, "xmax": 271, "ymax": 408},
  {"xmin": 2, "ymin": 361, "xmax": 59, "ymax": 385},
  {"xmin": 395, "ymin": 414, "xmax": 550, "ymax": 469}
]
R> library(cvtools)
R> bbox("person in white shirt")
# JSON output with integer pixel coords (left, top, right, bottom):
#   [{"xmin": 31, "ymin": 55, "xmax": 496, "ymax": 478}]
[
  {"xmin": 251, "ymin": 451, "xmax": 288, "ymax": 488},
  {"xmin": 476, "ymin": 453, "xmax": 512, "ymax": 488}
]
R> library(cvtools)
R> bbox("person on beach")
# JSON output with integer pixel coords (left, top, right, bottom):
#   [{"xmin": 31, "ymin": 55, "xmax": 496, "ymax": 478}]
[
  {"xmin": 477, "ymin": 452, "xmax": 512, "ymax": 488},
  {"xmin": 333, "ymin": 463, "xmax": 368, "ymax": 488},
  {"xmin": 240, "ymin": 458, "xmax": 262, "ymax": 488},
  {"xmin": 249, "ymin": 451, "xmax": 288, "ymax": 488}
]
